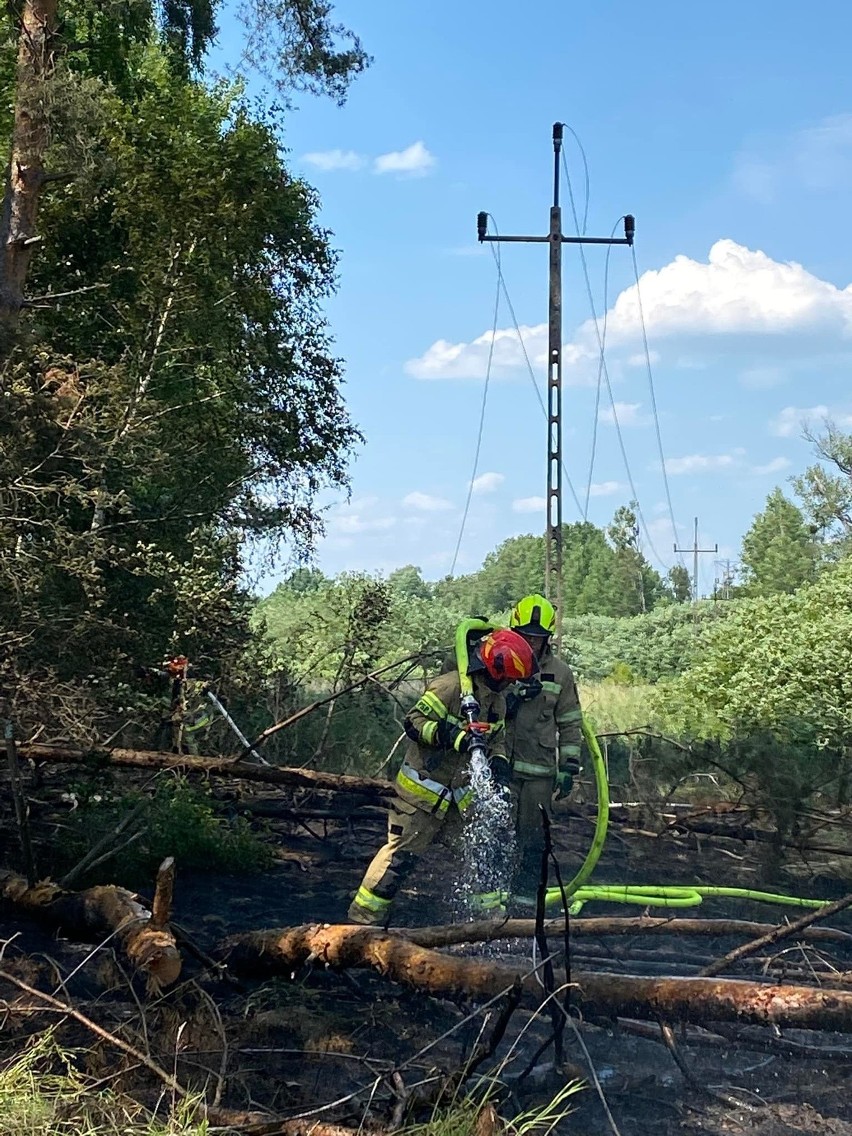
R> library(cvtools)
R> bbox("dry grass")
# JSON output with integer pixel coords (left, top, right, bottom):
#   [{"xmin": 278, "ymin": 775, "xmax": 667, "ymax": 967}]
[{"xmin": 0, "ymin": 1032, "xmax": 208, "ymax": 1136}]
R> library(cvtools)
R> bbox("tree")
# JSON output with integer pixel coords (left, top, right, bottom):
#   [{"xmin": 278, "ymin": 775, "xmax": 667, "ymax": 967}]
[
  {"xmin": 0, "ymin": 42, "xmax": 362, "ymax": 741},
  {"xmin": 794, "ymin": 422, "xmax": 852, "ymax": 552},
  {"xmin": 740, "ymin": 489, "xmax": 816, "ymax": 597},
  {"xmin": 0, "ymin": 0, "xmax": 368, "ymax": 351},
  {"xmin": 387, "ymin": 565, "xmax": 432, "ymax": 601},
  {"xmin": 667, "ymin": 565, "xmax": 692, "ymax": 604},
  {"xmin": 606, "ymin": 502, "xmax": 664, "ymax": 615}
]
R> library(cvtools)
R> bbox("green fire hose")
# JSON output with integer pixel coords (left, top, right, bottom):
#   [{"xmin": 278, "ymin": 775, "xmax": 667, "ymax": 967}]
[
  {"xmin": 451, "ymin": 620, "xmax": 827, "ymax": 914},
  {"xmin": 543, "ymin": 715, "xmax": 828, "ymax": 914}
]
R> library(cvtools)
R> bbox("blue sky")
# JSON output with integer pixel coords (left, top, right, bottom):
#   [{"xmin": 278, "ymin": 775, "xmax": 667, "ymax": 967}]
[{"xmin": 213, "ymin": 2, "xmax": 852, "ymax": 596}]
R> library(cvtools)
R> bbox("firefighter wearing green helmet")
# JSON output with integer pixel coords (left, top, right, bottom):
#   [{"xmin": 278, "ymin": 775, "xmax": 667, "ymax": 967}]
[{"xmin": 505, "ymin": 593, "xmax": 583, "ymax": 908}]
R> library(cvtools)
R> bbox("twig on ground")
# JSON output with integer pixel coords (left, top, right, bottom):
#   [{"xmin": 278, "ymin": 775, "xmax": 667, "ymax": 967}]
[
  {"xmin": 0, "ymin": 967, "xmax": 186, "ymax": 1098},
  {"xmin": 657, "ymin": 1019, "xmax": 762, "ymax": 1112},
  {"xmin": 700, "ymin": 892, "xmax": 852, "ymax": 978}
]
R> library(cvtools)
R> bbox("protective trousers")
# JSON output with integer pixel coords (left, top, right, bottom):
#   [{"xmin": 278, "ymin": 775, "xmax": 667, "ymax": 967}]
[
  {"xmin": 511, "ymin": 775, "xmax": 555, "ymax": 900},
  {"xmin": 348, "ymin": 798, "xmax": 460, "ymax": 924}
]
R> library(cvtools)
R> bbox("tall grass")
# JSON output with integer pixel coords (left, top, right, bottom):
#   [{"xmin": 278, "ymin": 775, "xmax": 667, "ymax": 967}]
[{"xmin": 0, "ymin": 1033, "xmax": 208, "ymax": 1136}]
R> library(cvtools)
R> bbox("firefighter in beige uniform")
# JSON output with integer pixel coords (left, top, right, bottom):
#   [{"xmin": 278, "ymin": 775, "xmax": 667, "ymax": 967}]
[
  {"xmin": 347, "ymin": 627, "xmax": 536, "ymax": 925},
  {"xmin": 504, "ymin": 594, "xmax": 583, "ymax": 906}
]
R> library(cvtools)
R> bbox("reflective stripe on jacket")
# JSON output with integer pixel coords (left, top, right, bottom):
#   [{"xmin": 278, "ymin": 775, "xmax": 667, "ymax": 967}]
[
  {"xmin": 505, "ymin": 652, "xmax": 582, "ymax": 779},
  {"xmin": 396, "ymin": 670, "xmax": 506, "ymax": 814}
]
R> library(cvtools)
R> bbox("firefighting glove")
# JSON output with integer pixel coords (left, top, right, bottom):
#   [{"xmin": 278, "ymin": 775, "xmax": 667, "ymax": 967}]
[
  {"xmin": 489, "ymin": 755, "xmax": 513, "ymax": 791},
  {"xmin": 554, "ymin": 770, "xmax": 574, "ymax": 800},
  {"xmin": 435, "ymin": 718, "xmax": 463, "ymax": 750}
]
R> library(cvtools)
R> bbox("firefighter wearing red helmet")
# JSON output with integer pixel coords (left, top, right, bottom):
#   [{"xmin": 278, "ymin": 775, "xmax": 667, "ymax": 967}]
[{"xmin": 347, "ymin": 624, "xmax": 535, "ymax": 926}]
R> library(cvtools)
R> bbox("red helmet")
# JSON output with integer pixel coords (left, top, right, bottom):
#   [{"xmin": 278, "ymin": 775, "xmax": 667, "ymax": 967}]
[{"xmin": 480, "ymin": 629, "xmax": 536, "ymax": 683}]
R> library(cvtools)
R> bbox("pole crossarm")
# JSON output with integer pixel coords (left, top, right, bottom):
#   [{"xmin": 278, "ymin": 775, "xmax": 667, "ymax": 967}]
[
  {"xmin": 479, "ymin": 235, "xmax": 633, "ymax": 247},
  {"xmin": 674, "ymin": 516, "xmax": 718, "ymax": 602},
  {"xmin": 476, "ymin": 122, "xmax": 634, "ymax": 649}
]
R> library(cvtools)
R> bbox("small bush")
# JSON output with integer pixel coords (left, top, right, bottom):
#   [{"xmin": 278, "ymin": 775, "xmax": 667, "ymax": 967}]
[{"xmin": 52, "ymin": 775, "xmax": 273, "ymax": 885}]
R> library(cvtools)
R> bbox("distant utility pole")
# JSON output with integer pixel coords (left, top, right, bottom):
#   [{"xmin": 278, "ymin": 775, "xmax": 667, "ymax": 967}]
[
  {"xmin": 674, "ymin": 517, "xmax": 718, "ymax": 602},
  {"xmin": 477, "ymin": 124, "xmax": 634, "ymax": 647},
  {"xmin": 713, "ymin": 558, "xmax": 738, "ymax": 601}
]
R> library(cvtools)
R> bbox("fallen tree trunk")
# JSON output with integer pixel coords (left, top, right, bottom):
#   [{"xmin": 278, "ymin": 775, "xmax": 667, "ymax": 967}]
[
  {"xmin": 18, "ymin": 743, "xmax": 393, "ymax": 799},
  {"xmin": 401, "ymin": 916, "xmax": 852, "ymax": 948},
  {"xmin": 221, "ymin": 923, "xmax": 852, "ymax": 1031},
  {"xmin": 0, "ymin": 870, "xmax": 181, "ymax": 989}
]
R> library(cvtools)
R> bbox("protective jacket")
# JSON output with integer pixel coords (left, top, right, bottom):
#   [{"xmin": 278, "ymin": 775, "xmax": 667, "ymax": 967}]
[
  {"xmin": 396, "ymin": 670, "xmax": 507, "ymax": 815},
  {"xmin": 504, "ymin": 651, "xmax": 582, "ymax": 780}
]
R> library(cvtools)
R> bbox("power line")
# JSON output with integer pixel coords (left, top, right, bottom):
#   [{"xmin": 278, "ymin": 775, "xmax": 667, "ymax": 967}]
[
  {"xmin": 484, "ymin": 230, "xmax": 584, "ymax": 517},
  {"xmin": 562, "ymin": 124, "xmax": 591, "ymax": 235},
  {"xmin": 561, "ymin": 127, "xmax": 609, "ymax": 522},
  {"xmin": 583, "ymin": 227, "xmax": 618, "ymax": 520},
  {"xmin": 559, "ymin": 147, "xmax": 668, "ymax": 571},
  {"xmin": 630, "ymin": 243, "xmax": 685, "ymax": 570},
  {"xmin": 448, "ymin": 224, "xmax": 502, "ymax": 577}
]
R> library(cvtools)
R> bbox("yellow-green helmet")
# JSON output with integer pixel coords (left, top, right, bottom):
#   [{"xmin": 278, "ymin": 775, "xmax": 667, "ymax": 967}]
[{"xmin": 509, "ymin": 594, "xmax": 556, "ymax": 637}]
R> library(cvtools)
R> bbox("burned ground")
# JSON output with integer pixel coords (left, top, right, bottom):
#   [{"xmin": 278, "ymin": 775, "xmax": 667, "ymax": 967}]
[{"xmin": 1, "ymin": 762, "xmax": 852, "ymax": 1136}]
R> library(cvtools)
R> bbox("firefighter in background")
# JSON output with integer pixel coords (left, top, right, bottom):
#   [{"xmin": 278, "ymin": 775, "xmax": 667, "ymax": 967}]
[
  {"xmin": 347, "ymin": 626, "xmax": 536, "ymax": 926},
  {"xmin": 148, "ymin": 656, "xmax": 215, "ymax": 755},
  {"xmin": 504, "ymin": 594, "xmax": 583, "ymax": 907}
]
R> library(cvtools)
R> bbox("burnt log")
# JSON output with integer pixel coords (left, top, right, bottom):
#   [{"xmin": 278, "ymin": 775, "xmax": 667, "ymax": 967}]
[
  {"xmin": 220, "ymin": 923, "xmax": 852, "ymax": 1031},
  {"xmin": 19, "ymin": 743, "xmax": 393, "ymax": 800},
  {"xmin": 401, "ymin": 916, "xmax": 852, "ymax": 948},
  {"xmin": 0, "ymin": 869, "xmax": 180, "ymax": 989}
]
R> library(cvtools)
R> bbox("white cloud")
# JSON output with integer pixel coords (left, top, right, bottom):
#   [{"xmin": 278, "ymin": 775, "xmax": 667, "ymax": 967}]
[
  {"xmin": 330, "ymin": 513, "xmax": 395, "ymax": 534},
  {"xmin": 302, "ymin": 149, "xmax": 365, "ymax": 172},
  {"xmin": 374, "ymin": 141, "xmax": 436, "ymax": 177},
  {"xmin": 751, "ymin": 457, "xmax": 791, "ymax": 475},
  {"xmin": 405, "ymin": 239, "xmax": 852, "ymax": 383},
  {"xmin": 598, "ymin": 402, "xmax": 650, "ymax": 427},
  {"xmin": 591, "ymin": 240, "xmax": 852, "ymax": 345},
  {"xmin": 734, "ymin": 114, "xmax": 852, "ymax": 202},
  {"xmin": 404, "ymin": 324, "xmax": 586, "ymax": 381},
  {"xmin": 471, "ymin": 472, "xmax": 504, "ymax": 494},
  {"xmin": 770, "ymin": 405, "xmax": 830, "ymax": 437},
  {"xmin": 403, "ymin": 491, "xmax": 453, "ymax": 512},
  {"xmin": 664, "ymin": 453, "xmax": 740, "ymax": 475},
  {"xmin": 512, "ymin": 496, "xmax": 546, "ymax": 514},
  {"xmin": 588, "ymin": 481, "xmax": 624, "ymax": 497}
]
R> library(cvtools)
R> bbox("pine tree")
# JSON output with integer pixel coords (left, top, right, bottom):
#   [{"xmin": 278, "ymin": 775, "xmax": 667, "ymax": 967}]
[{"xmin": 740, "ymin": 489, "xmax": 817, "ymax": 596}]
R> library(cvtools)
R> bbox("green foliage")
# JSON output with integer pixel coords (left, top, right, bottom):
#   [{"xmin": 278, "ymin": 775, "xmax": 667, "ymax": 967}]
[
  {"xmin": 562, "ymin": 601, "xmax": 732, "ymax": 682},
  {"xmin": 794, "ymin": 421, "xmax": 852, "ymax": 550},
  {"xmin": 740, "ymin": 488, "xmax": 817, "ymax": 596},
  {"xmin": 578, "ymin": 680, "xmax": 657, "ymax": 734},
  {"xmin": 434, "ymin": 517, "xmax": 666, "ymax": 620},
  {"xmin": 54, "ymin": 776, "xmax": 273, "ymax": 883},
  {"xmin": 401, "ymin": 1079, "xmax": 582, "ymax": 1136},
  {"xmin": 658, "ymin": 557, "xmax": 852, "ymax": 749},
  {"xmin": 0, "ymin": 38, "xmax": 362, "ymax": 737},
  {"xmin": 667, "ymin": 564, "xmax": 692, "ymax": 603},
  {"xmin": 604, "ymin": 661, "xmax": 637, "ymax": 685}
]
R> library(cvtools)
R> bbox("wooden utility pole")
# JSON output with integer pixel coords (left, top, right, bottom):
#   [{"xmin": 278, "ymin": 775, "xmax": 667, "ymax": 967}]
[
  {"xmin": 477, "ymin": 125, "xmax": 633, "ymax": 646},
  {"xmin": 674, "ymin": 517, "xmax": 718, "ymax": 602}
]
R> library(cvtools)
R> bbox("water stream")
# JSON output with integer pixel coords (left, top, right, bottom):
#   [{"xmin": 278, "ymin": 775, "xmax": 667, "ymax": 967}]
[{"xmin": 457, "ymin": 746, "xmax": 515, "ymax": 918}]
